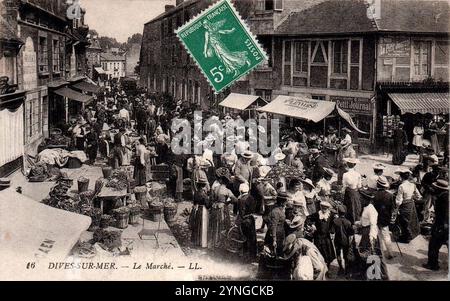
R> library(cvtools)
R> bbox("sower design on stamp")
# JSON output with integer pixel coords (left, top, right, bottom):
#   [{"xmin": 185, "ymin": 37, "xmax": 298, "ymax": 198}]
[{"xmin": 176, "ymin": 0, "xmax": 267, "ymax": 93}]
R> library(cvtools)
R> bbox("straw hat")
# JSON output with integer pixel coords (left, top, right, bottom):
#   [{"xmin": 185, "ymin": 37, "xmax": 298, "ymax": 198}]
[
  {"xmin": 288, "ymin": 215, "xmax": 304, "ymax": 229},
  {"xmin": 259, "ymin": 165, "xmax": 271, "ymax": 178},
  {"xmin": 432, "ymin": 179, "xmax": 449, "ymax": 191},
  {"xmin": 319, "ymin": 201, "xmax": 332, "ymax": 208},
  {"xmin": 395, "ymin": 167, "xmax": 412, "ymax": 175},
  {"xmin": 344, "ymin": 157, "xmax": 359, "ymax": 164},
  {"xmin": 274, "ymin": 153, "xmax": 286, "ymax": 161},
  {"xmin": 372, "ymin": 163, "xmax": 387, "ymax": 170},
  {"xmin": 376, "ymin": 177, "xmax": 390, "ymax": 188},
  {"xmin": 323, "ymin": 167, "xmax": 335, "ymax": 177},
  {"xmin": 301, "ymin": 178, "xmax": 315, "ymax": 190},
  {"xmin": 241, "ymin": 150, "xmax": 254, "ymax": 159}
]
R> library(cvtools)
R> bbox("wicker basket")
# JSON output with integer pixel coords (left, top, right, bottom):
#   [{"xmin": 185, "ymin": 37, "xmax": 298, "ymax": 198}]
[
  {"xmin": 222, "ymin": 225, "xmax": 246, "ymax": 256},
  {"xmin": 77, "ymin": 177, "xmax": 90, "ymax": 193},
  {"xmin": 148, "ymin": 205, "xmax": 163, "ymax": 222},
  {"xmin": 163, "ymin": 204, "xmax": 178, "ymax": 223},
  {"xmin": 114, "ymin": 211, "xmax": 130, "ymax": 229},
  {"xmin": 128, "ymin": 207, "xmax": 141, "ymax": 225}
]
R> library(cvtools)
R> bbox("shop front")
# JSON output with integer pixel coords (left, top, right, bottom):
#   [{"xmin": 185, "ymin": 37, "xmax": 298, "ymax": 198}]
[{"xmin": 51, "ymin": 87, "xmax": 93, "ymax": 128}]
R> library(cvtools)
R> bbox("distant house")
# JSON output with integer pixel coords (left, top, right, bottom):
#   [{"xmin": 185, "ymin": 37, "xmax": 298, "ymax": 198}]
[{"xmin": 100, "ymin": 52, "xmax": 126, "ymax": 80}]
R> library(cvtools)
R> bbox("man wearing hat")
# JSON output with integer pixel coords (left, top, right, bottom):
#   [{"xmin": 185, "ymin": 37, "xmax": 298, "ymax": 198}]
[
  {"xmin": 236, "ymin": 183, "xmax": 258, "ymax": 261},
  {"xmin": 111, "ymin": 127, "xmax": 127, "ymax": 169},
  {"xmin": 341, "ymin": 158, "xmax": 362, "ymax": 224},
  {"xmin": 310, "ymin": 148, "xmax": 330, "ymax": 183},
  {"xmin": 233, "ymin": 150, "xmax": 254, "ymax": 193},
  {"xmin": 423, "ymin": 179, "xmax": 449, "ymax": 271},
  {"xmin": 373, "ymin": 177, "xmax": 395, "ymax": 259},
  {"xmin": 420, "ymin": 163, "xmax": 441, "ymax": 222},
  {"xmin": 84, "ymin": 124, "xmax": 98, "ymax": 165},
  {"xmin": 332, "ymin": 205, "xmax": 354, "ymax": 275},
  {"xmin": 367, "ymin": 163, "xmax": 388, "ymax": 190},
  {"xmin": 295, "ymin": 127, "xmax": 308, "ymax": 144},
  {"xmin": 265, "ymin": 192, "xmax": 288, "ymax": 256},
  {"xmin": 392, "ymin": 121, "xmax": 408, "ymax": 165},
  {"xmin": 257, "ymin": 177, "xmax": 278, "ymax": 233}
]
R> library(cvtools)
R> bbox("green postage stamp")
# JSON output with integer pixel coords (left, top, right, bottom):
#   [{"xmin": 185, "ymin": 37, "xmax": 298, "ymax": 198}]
[{"xmin": 176, "ymin": 0, "xmax": 267, "ymax": 93}]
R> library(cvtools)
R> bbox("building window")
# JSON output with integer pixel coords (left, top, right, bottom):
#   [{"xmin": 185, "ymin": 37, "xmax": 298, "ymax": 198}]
[
  {"xmin": 256, "ymin": 0, "xmax": 283, "ymax": 11},
  {"xmin": 26, "ymin": 97, "xmax": 41, "ymax": 140},
  {"xmin": 413, "ymin": 41, "xmax": 431, "ymax": 77},
  {"xmin": 52, "ymin": 39, "xmax": 60, "ymax": 73},
  {"xmin": 38, "ymin": 35, "xmax": 49, "ymax": 73},
  {"xmin": 294, "ymin": 41, "xmax": 308, "ymax": 73},
  {"xmin": 311, "ymin": 95, "xmax": 326, "ymax": 100},
  {"xmin": 255, "ymin": 89, "xmax": 272, "ymax": 102},
  {"xmin": 332, "ymin": 40, "xmax": 348, "ymax": 74}
]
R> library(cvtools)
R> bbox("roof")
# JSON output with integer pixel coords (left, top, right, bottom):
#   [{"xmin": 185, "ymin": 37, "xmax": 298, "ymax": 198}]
[
  {"xmin": 100, "ymin": 53, "xmax": 126, "ymax": 61},
  {"xmin": 389, "ymin": 92, "xmax": 450, "ymax": 115},
  {"xmin": 219, "ymin": 93, "xmax": 267, "ymax": 110},
  {"xmin": 94, "ymin": 67, "xmax": 106, "ymax": 74},
  {"xmin": 54, "ymin": 87, "xmax": 93, "ymax": 104},
  {"xmin": 257, "ymin": 95, "xmax": 336, "ymax": 123},
  {"xmin": 144, "ymin": 0, "xmax": 199, "ymax": 25},
  {"xmin": 275, "ymin": 0, "xmax": 449, "ymax": 36}
]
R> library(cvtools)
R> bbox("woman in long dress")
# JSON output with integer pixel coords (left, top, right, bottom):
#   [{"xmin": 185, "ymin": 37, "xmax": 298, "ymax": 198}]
[
  {"xmin": 392, "ymin": 122, "xmax": 408, "ymax": 165},
  {"xmin": 208, "ymin": 168, "xmax": 237, "ymax": 249},
  {"xmin": 412, "ymin": 122, "xmax": 424, "ymax": 161},
  {"xmin": 202, "ymin": 20, "xmax": 251, "ymax": 78},
  {"xmin": 190, "ymin": 181, "xmax": 211, "ymax": 248},
  {"xmin": 305, "ymin": 201, "xmax": 336, "ymax": 267}
]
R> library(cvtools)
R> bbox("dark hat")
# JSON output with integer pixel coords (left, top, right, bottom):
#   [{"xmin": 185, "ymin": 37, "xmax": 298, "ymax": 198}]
[
  {"xmin": 216, "ymin": 167, "xmax": 231, "ymax": 180},
  {"xmin": 432, "ymin": 179, "xmax": 449, "ymax": 191}
]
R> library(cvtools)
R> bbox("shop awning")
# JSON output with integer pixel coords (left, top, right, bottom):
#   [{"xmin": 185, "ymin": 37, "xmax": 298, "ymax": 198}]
[
  {"xmin": 336, "ymin": 106, "xmax": 369, "ymax": 134},
  {"xmin": 54, "ymin": 87, "xmax": 93, "ymax": 104},
  {"xmin": 219, "ymin": 93, "xmax": 267, "ymax": 111},
  {"xmin": 257, "ymin": 95, "xmax": 336, "ymax": 123},
  {"xmin": 72, "ymin": 81, "xmax": 101, "ymax": 94},
  {"xmin": 94, "ymin": 67, "xmax": 106, "ymax": 74},
  {"xmin": 389, "ymin": 92, "xmax": 450, "ymax": 115}
]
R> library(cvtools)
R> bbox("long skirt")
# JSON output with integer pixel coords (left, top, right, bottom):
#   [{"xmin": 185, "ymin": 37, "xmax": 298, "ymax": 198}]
[
  {"xmin": 133, "ymin": 160, "xmax": 146, "ymax": 186},
  {"xmin": 189, "ymin": 205, "xmax": 209, "ymax": 248},
  {"xmin": 398, "ymin": 200, "xmax": 420, "ymax": 242},
  {"xmin": 86, "ymin": 146, "xmax": 98, "ymax": 163},
  {"xmin": 392, "ymin": 145, "xmax": 406, "ymax": 165},
  {"xmin": 313, "ymin": 234, "xmax": 336, "ymax": 265},
  {"xmin": 344, "ymin": 188, "xmax": 362, "ymax": 224},
  {"xmin": 239, "ymin": 216, "xmax": 257, "ymax": 260},
  {"xmin": 208, "ymin": 203, "xmax": 231, "ymax": 249},
  {"xmin": 431, "ymin": 134, "xmax": 439, "ymax": 155},
  {"xmin": 75, "ymin": 137, "xmax": 85, "ymax": 151},
  {"xmin": 174, "ymin": 165, "xmax": 184, "ymax": 196},
  {"xmin": 358, "ymin": 226, "xmax": 388, "ymax": 280}
]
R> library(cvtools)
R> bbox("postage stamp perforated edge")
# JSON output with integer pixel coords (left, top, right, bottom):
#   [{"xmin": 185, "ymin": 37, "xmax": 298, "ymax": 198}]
[{"xmin": 175, "ymin": 0, "xmax": 268, "ymax": 94}]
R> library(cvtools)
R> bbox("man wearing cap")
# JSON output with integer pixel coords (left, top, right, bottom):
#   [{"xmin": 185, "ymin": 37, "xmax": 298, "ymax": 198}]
[
  {"xmin": 341, "ymin": 158, "xmax": 362, "ymax": 224},
  {"xmin": 392, "ymin": 121, "xmax": 408, "ymax": 165},
  {"xmin": 265, "ymin": 192, "xmax": 288, "ymax": 256},
  {"xmin": 393, "ymin": 169, "xmax": 421, "ymax": 243},
  {"xmin": 373, "ymin": 177, "xmax": 395, "ymax": 259},
  {"xmin": 367, "ymin": 163, "xmax": 388, "ymax": 190},
  {"xmin": 423, "ymin": 179, "xmax": 449, "ymax": 271}
]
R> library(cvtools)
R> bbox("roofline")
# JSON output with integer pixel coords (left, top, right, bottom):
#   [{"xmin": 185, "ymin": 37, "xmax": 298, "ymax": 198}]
[
  {"xmin": 144, "ymin": 0, "xmax": 199, "ymax": 26},
  {"xmin": 272, "ymin": 30, "xmax": 449, "ymax": 37}
]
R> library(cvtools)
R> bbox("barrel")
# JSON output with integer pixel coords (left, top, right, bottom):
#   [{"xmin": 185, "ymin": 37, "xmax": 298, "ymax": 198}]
[
  {"xmin": 77, "ymin": 177, "xmax": 90, "ymax": 193},
  {"xmin": 102, "ymin": 166, "xmax": 113, "ymax": 178}
]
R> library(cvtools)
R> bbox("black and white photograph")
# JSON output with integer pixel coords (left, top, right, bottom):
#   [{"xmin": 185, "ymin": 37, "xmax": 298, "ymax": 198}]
[{"xmin": 0, "ymin": 0, "xmax": 449, "ymax": 283}]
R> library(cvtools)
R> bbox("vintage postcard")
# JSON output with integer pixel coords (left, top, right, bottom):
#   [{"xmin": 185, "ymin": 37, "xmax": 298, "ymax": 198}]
[{"xmin": 0, "ymin": 0, "xmax": 449, "ymax": 285}]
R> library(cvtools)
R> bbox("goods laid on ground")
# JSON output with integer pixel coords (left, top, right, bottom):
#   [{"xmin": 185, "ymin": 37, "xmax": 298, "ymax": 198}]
[
  {"xmin": 72, "ymin": 241, "xmax": 97, "ymax": 259},
  {"xmin": 92, "ymin": 229, "xmax": 122, "ymax": 251},
  {"xmin": 163, "ymin": 198, "xmax": 178, "ymax": 223},
  {"xmin": 147, "ymin": 198, "xmax": 163, "ymax": 222}
]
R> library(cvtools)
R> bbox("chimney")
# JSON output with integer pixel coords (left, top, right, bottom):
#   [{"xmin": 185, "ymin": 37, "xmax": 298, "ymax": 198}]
[
  {"xmin": 165, "ymin": 5, "xmax": 175, "ymax": 12},
  {"xmin": 176, "ymin": 0, "xmax": 184, "ymax": 6}
]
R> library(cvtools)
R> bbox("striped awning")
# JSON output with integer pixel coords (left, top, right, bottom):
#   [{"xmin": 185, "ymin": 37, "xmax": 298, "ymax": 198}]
[{"xmin": 389, "ymin": 93, "xmax": 450, "ymax": 115}]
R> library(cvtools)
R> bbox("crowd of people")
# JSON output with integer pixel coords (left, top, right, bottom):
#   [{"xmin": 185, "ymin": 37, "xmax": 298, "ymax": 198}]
[{"xmin": 60, "ymin": 82, "xmax": 449, "ymax": 280}]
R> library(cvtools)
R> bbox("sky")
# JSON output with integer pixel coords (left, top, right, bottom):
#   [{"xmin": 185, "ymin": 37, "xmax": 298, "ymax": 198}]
[{"xmin": 83, "ymin": 0, "xmax": 176, "ymax": 43}]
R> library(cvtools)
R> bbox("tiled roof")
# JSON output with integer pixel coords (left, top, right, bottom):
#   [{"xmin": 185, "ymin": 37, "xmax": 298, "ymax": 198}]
[{"xmin": 275, "ymin": 0, "xmax": 449, "ymax": 35}]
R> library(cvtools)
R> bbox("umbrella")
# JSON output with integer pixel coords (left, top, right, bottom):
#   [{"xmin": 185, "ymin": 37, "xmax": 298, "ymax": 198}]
[{"xmin": 265, "ymin": 163, "xmax": 304, "ymax": 186}]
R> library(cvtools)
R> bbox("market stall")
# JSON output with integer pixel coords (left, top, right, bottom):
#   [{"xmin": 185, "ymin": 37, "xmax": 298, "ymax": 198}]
[{"xmin": 219, "ymin": 93, "xmax": 268, "ymax": 119}]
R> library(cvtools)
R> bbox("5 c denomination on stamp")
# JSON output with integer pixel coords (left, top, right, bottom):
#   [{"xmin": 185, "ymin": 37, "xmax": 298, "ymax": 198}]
[{"xmin": 176, "ymin": 0, "xmax": 267, "ymax": 93}]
